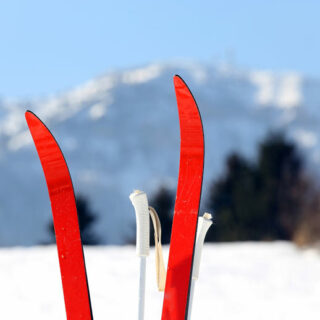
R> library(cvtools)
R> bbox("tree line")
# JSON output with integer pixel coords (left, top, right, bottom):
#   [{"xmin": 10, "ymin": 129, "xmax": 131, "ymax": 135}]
[
  {"xmin": 47, "ymin": 131, "xmax": 320, "ymax": 246},
  {"xmin": 147, "ymin": 132, "xmax": 320, "ymax": 246}
]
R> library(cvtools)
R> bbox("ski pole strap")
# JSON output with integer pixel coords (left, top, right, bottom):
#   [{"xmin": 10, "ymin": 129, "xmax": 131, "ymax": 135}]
[{"xmin": 149, "ymin": 206, "xmax": 166, "ymax": 291}]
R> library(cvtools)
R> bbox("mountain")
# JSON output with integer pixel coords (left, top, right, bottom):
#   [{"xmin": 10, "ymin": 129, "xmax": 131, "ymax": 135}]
[{"xmin": 0, "ymin": 61, "xmax": 319, "ymax": 246}]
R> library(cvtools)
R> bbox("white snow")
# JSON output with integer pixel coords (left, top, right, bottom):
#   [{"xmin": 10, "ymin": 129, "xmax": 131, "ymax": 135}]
[
  {"xmin": 0, "ymin": 242, "xmax": 319, "ymax": 319},
  {"xmin": 89, "ymin": 103, "xmax": 107, "ymax": 120},
  {"xmin": 250, "ymin": 71, "xmax": 302, "ymax": 108}
]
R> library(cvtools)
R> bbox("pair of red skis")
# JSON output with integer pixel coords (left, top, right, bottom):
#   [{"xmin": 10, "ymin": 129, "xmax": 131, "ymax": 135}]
[{"xmin": 26, "ymin": 75, "xmax": 204, "ymax": 320}]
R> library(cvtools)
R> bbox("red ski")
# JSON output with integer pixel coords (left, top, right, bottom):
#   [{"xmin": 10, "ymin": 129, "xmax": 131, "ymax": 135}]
[
  {"xmin": 161, "ymin": 76, "xmax": 204, "ymax": 320},
  {"xmin": 26, "ymin": 111, "xmax": 93, "ymax": 320}
]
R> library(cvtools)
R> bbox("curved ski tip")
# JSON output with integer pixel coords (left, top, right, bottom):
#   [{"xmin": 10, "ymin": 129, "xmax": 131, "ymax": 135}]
[
  {"xmin": 173, "ymin": 75, "xmax": 194, "ymax": 96},
  {"xmin": 173, "ymin": 74, "xmax": 185, "ymax": 87},
  {"xmin": 25, "ymin": 110, "xmax": 38, "ymax": 121},
  {"xmin": 25, "ymin": 111, "xmax": 48, "ymax": 133},
  {"xmin": 25, "ymin": 110, "xmax": 45, "ymax": 125},
  {"xmin": 25, "ymin": 110, "xmax": 32, "ymax": 118},
  {"xmin": 25, "ymin": 110, "xmax": 35, "ymax": 124}
]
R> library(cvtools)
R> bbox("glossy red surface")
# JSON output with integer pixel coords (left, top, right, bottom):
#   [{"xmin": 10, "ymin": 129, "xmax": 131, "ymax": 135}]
[
  {"xmin": 25, "ymin": 111, "xmax": 93, "ymax": 320},
  {"xmin": 161, "ymin": 76, "xmax": 204, "ymax": 320}
]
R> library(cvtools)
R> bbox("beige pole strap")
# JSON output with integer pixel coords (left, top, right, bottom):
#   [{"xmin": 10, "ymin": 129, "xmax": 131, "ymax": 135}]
[{"xmin": 148, "ymin": 206, "xmax": 166, "ymax": 291}]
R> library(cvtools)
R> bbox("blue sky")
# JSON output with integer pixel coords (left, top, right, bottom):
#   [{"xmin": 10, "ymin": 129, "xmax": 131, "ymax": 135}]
[{"xmin": 0, "ymin": 0, "xmax": 319, "ymax": 98}]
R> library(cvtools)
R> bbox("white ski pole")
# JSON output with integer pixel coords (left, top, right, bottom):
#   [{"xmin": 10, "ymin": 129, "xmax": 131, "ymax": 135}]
[
  {"xmin": 129, "ymin": 190, "xmax": 150, "ymax": 320},
  {"xmin": 187, "ymin": 213, "xmax": 213, "ymax": 320}
]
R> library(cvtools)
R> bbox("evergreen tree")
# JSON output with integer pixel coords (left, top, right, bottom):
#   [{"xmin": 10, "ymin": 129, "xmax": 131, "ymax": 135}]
[
  {"xmin": 256, "ymin": 132, "xmax": 304, "ymax": 240},
  {"xmin": 206, "ymin": 132, "xmax": 307, "ymax": 242},
  {"xmin": 206, "ymin": 153, "xmax": 259, "ymax": 241}
]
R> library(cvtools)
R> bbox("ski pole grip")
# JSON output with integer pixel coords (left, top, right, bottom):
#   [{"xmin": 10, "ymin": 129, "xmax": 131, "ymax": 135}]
[
  {"xmin": 192, "ymin": 213, "xmax": 213, "ymax": 280},
  {"xmin": 129, "ymin": 190, "xmax": 150, "ymax": 257}
]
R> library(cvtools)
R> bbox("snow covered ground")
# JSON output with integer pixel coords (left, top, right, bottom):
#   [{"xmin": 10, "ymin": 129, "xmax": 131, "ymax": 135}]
[{"xmin": 0, "ymin": 242, "xmax": 319, "ymax": 319}]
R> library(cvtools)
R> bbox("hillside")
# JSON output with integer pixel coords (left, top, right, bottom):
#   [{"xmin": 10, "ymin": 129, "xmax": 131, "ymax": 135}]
[{"xmin": 0, "ymin": 62, "xmax": 319, "ymax": 245}]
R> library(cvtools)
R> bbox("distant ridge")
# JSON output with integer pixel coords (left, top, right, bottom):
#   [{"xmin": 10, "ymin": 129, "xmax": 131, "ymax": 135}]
[{"xmin": 0, "ymin": 61, "xmax": 319, "ymax": 246}]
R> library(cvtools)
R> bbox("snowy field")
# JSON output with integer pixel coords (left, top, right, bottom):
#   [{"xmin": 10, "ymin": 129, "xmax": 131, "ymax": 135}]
[{"xmin": 0, "ymin": 242, "xmax": 319, "ymax": 319}]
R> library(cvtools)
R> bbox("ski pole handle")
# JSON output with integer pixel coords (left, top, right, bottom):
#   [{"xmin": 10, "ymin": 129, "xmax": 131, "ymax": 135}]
[
  {"xmin": 192, "ymin": 213, "xmax": 213, "ymax": 280},
  {"xmin": 129, "ymin": 190, "xmax": 150, "ymax": 257}
]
